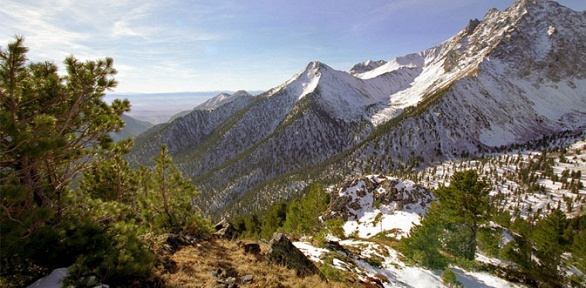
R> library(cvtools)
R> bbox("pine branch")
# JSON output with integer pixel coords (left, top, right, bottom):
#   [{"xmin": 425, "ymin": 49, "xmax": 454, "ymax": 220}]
[{"xmin": 0, "ymin": 203, "xmax": 23, "ymax": 224}]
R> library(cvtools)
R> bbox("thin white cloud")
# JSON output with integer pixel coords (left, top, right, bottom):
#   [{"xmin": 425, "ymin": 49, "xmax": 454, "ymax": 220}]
[
  {"xmin": 350, "ymin": 0, "xmax": 418, "ymax": 33},
  {"xmin": 10, "ymin": 0, "xmax": 585, "ymax": 94},
  {"xmin": 108, "ymin": 2, "xmax": 162, "ymax": 41},
  {"xmin": 113, "ymin": 20, "xmax": 142, "ymax": 38},
  {"xmin": 1, "ymin": 2, "xmax": 94, "ymax": 60}
]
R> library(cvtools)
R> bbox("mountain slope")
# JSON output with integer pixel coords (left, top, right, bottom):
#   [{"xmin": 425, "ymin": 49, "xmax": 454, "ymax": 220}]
[
  {"xmin": 231, "ymin": 0, "xmax": 586, "ymax": 216},
  {"xmin": 129, "ymin": 91, "xmax": 256, "ymax": 164},
  {"xmin": 130, "ymin": 0, "xmax": 586, "ymax": 218},
  {"xmin": 345, "ymin": 0, "xmax": 586, "ymax": 168},
  {"xmin": 110, "ymin": 114, "xmax": 154, "ymax": 141}
]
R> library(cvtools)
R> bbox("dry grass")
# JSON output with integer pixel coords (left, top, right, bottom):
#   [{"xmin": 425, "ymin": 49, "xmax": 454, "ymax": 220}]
[{"xmin": 157, "ymin": 239, "xmax": 352, "ymax": 288}]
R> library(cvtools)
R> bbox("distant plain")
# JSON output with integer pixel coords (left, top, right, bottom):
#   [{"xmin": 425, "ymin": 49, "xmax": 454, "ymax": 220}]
[{"xmin": 105, "ymin": 91, "xmax": 261, "ymax": 124}]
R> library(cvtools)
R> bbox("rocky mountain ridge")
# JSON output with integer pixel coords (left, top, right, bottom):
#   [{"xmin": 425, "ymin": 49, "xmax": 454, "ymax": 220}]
[
  {"xmin": 110, "ymin": 114, "xmax": 153, "ymax": 142},
  {"xmin": 129, "ymin": 0, "xmax": 586, "ymax": 218}
]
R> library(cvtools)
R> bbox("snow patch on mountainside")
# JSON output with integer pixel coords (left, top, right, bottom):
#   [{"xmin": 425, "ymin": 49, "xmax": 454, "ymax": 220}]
[
  {"xmin": 471, "ymin": 59, "xmax": 586, "ymax": 147},
  {"xmin": 327, "ymin": 175, "xmax": 433, "ymax": 238},
  {"xmin": 279, "ymin": 61, "xmax": 322, "ymax": 101},
  {"xmin": 419, "ymin": 136, "xmax": 586, "ymax": 219},
  {"xmin": 343, "ymin": 211, "xmax": 420, "ymax": 239},
  {"xmin": 352, "ymin": 52, "xmax": 425, "ymax": 80},
  {"xmin": 350, "ymin": 59, "xmax": 387, "ymax": 75},
  {"xmin": 293, "ymin": 239, "xmax": 523, "ymax": 288}
]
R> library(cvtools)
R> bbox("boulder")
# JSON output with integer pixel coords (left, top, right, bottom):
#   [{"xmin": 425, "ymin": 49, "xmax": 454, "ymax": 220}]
[
  {"xmin": 239, "ymin": 275, "xmax": 254, "ymax": 284},
  {"xmin": 330, "ymin": 195, "xmax": 352, "ymax": 212},
  {"xmin": 267, "ymin": 233, "xmax": 324, "ymax": 279},
  {"xmin": 27, "ymin": 268, "xmax": 69, "ymax": 288},
  {"xmin": 214, "ymin": 219, "xmax": 236, "ymax": 239},
  {"xmin": 27, "ymin": 268, "xmax": 110, "ymax": 288},
  {"xmin": 167, "ymin": 232, "xmax": 197, "ymax": 249},
  {"xmin": 242, "ymin": 243, "xmax": 261, "ymax": 255}
]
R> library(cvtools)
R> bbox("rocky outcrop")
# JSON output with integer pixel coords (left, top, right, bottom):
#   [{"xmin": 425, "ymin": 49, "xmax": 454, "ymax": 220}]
[
  {"xmin": 326, "ymin": 175, "xmax": 434, "ymax": 221},
  {"xmin": 211, "ymin": 269, "xmax": 255, "ymax": 288},
  {"xmin": 213, "ymin": 219, "xmax": 236, "ymax": 240},
  {"xmin": 166, "ymin": 232, "xmax": 200, "ymax": 251},
  {"xmin": 267, "ymin": 233, "xmax": 325, "ymax": 279},
  {"xmin": 27, "ymin": 268, "xmax": 71, "ymax": 288}
]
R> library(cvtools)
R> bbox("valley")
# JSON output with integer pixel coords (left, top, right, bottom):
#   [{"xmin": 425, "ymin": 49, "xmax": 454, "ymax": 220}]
[
  {"xmin": 123, "ymin": 0, "xmax": 586, "ymax": 286},
  {"xmin": 3, "ymin": 0, "xmax": 586, "ymax": 287},
  {"xmin": 128, "ymin": 0, "xmax": 586, "ymax": 220}
]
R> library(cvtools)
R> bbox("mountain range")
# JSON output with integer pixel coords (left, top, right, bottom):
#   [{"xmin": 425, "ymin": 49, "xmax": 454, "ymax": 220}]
[{"xmin": 128, "ymin": 0, "xmax": 586, "ymax": 218}]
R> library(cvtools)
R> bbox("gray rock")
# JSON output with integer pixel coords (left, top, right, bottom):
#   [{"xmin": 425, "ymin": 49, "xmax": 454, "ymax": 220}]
[
  {"xmin": 211, "ymin": 268, "xmax": 222, "ymax": 277},
  {"xmin": 239, "ymin": 274, "xmax": 254, "ymax": 283},
  {"xmin": 214, "ymin": 219, "xmax": 236, "ymax": 239},
  {"xmin": 330, "ymin": 195, "xmax": 352, "ymax": 212},
  {"xmin": 267, "ymin": 233, "xmax": 325, "ymax": 279},
  {"xmin": 27, "ymin": 268, "xmax": 69, "ymax": 288},
  {"xmin": 242, "ymin": 243, "xmax": 261, "ymax": 255}
]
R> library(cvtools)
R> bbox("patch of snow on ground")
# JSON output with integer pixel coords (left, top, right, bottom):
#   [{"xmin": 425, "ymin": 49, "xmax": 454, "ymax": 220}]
[
  {"xmin": 335, "ymin": 175, "xmax": 431, "ymax": 239},
  {"xmin": 419, "ymin": 136, "xmax": 586, "ymax": 219},
  {"xmin": 343, "ymin": 210, "xmax": 421, "ymax": 239},
  {"xmin": 452, "ymin": 267, "xmax": 522, "ymax": 288},
  {"xmin": 293, "ymin": 242, "xmax": 328, "ymax": 263},
  {"xmin": 322, "ymin": 239, "xmax": 523, "ymax": 288}
]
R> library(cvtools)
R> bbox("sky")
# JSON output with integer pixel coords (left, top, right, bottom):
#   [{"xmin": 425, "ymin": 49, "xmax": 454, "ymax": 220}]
[{"xmin": 2, "ymin": 0, "xmax": 586, "ymax": 94}]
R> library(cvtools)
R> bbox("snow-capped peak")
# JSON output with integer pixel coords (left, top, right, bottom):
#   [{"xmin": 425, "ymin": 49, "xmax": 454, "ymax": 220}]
[
  {"xmin": 351, "ymin": 52, "xmax": 426, "ymax": 80},
  {"xmin": 268, "ymin": 61, "xmax": 325, "ymax": 101},
  {"xmin": 261, "ymin": 0, "xmax": 582, "ymax": 126},
  {"xmin": 349, "ymin": 60, "xmax": 387, "ymax": 75},
  {"xmin": 195, "ymin": 90, "xmax": 253, "ymax": 111}
]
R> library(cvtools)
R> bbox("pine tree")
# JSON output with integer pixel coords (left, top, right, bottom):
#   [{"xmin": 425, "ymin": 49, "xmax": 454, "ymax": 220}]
[
  {"xmin": 1, "ymin": 36, "xmax": 128, "ymax": 213},
  {"xmin": 435, "ymin": 170, "xmax": 490, "ymax": 259},
  {"xmin": 397, "ymin": 202, "xmax": 448, "ymax": 269},
  {"xmin": 283, "ymin": 199, "xmax": 303, "ymax": 234},
  {"xmin": 1, "ymin": 36, "xmax": 128, "ymax": 263},
  {"xmin": 283, "ymin": 183, "xmax": 329, "ymax": 236},
  {"xmin": 245, "ymin": 213, "xmax": 262, "ymax": 237},
  {"xmin": 573, "ymin": 229, "xmax": 586, "ymax": 271},
  {"xmin": 80, "ymin": 143, "xmax": 136, "ymax": 204},
  {"xmin": 0, "ymin": 37, "xmax": 141, "ymax": 286},
  {"xmin": 571, "ymin": 229, "xmax": 586, "ymax": 286},
  {"xmin": 531, "ymin": 209, "xmax": 570, "ymax": 286},
  {"xmin": 499, "ymin": 217, "xmax": 533, "ymax": 278},
  {"xmin": 137, "ymin": 145, "xmax": 204, "ymax": 232},
  {"xmin": 261, "ymin": 201, "xmax": 287, "ymax": 239},
  {"xmin": 442, "ymin": 268, "xmax": 463, "ymax": 288},
  {"xmin": 400, "ymin": 170, "xmax": 491, "ymax": 268}
]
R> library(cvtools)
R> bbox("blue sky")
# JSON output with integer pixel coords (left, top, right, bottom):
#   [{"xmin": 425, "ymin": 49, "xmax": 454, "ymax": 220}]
[{"xmin": 2, "ymin": 0, "xmax": 585, "ymax": 93}]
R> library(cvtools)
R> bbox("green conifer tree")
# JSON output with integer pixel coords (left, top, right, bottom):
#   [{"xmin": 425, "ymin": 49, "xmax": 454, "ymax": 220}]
[
  {"xmin": 397, "ymin": 202, "xmax": 448, "ymax": 269},
  {"xmin": 0, "ymin": 36, "xmax": 131, "ymax": 285},
  {"xmin": 435, "ymin": 170, "xmax": 490, "ymax": 259},
  {"xmin": 400, "ymin": 170, "xmax": 491, "ymax": 268},
  {"xmin": 80, "ymin": 143, "xmax": 136, "ymax": 204},
  {"xmin": 283, "ymin": 183, "xmax": 329, "ymax": 236},
  {"xmin": 261, "ymin": 201, "xmax": 287, "ymax": 239},
  {"xmin": 531, "ymin": 209, "xmax": 569, "ymax": 286},
  {"xmin": 137, "ymin": 145, "xmax": 205, "ymax": 232}
]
